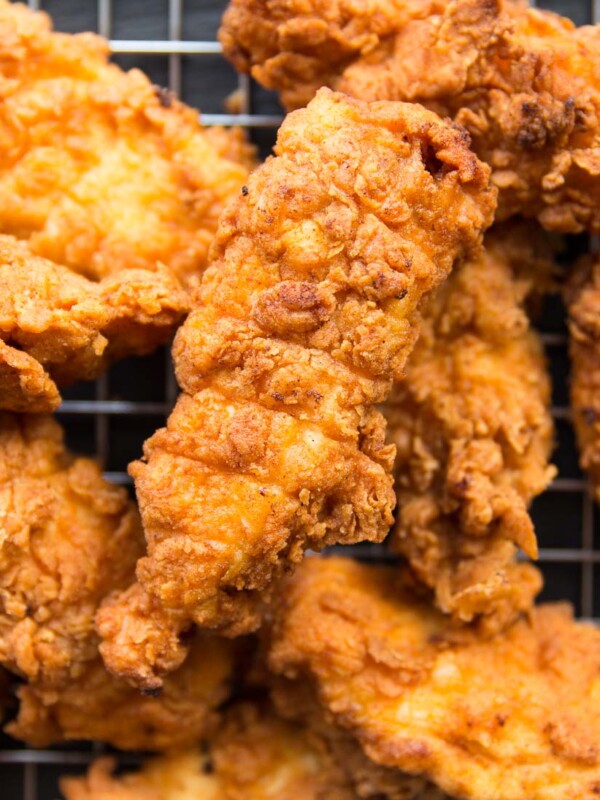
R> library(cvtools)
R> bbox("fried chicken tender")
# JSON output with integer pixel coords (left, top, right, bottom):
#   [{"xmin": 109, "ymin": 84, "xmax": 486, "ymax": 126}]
[
  {"xmin": 384, "ymin": 225, "xmax": 556, "ymax": 631},
  {"xmin": 0, "ymin": 413, "xmax": 236, "ymax": 750},
  {"xmin": 96, "ymin": 88, "xmax": 495, "ymax": 690},
  {"xmin": 220, "ymin": 0, "xmax": 600, "ymax": 233},
  {"xmin": 0, "ymin": 236, "xmax": 188, "ymax": 413},
  {"xmin": 269, "ymin": 678, "xmax": 448, "ymax": 800},
  {"xmin": 266, "ymin": 557, "xmax": 600, "ymax": 800},
  {"xmin": 0, "ymin": 413, "xmax": 141, "ymax": 687},
  {"xmin": 566, "ymin": 256, "xmax": 600, "ymax": 503},
  {"xmin": 0, "ymin": 0, "xmax": 253, "ymax": 287},
  {"xmin": 8, "ymin": 634, "xmax": 234, "ymax": 751},
  {"xmin": 0, "ymin": 0, "xmax": 255, "ymax": 408},
  {"xmin": 60, "ymin": 702, "xmax": 363, "ymax": 800}
]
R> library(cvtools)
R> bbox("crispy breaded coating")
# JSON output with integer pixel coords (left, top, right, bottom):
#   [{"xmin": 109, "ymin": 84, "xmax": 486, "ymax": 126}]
[
  {"xmin": 62, "ymin": 753, "xmax": 218, "ymax": 800},
  {"xmin": 0, "ymin": 0, "xmax": 253, "ymax": 287},
  {"xmin": 0, "ymin": 413, "xmax": 142, "ymax": 688},
  {"xmin": 566, "ymin": 256, "xmax": 600, "ymax": 503},
  {"xmin": 0, "ymin": 413, "xmax": 236, "ymax": 750},
  {"xmin": 96, "ymin": 88, "xmax": 495, "ymax": 689},
  {"xmin": 384, "ymin": 225, "xmax": 556, "ymax": 631},
  {"xmin": 9, "ymin": 634, "xmax": 234, "ymax": 751},
  {"xmin": 0, "ymin": 236, "xmax": 187, "ymax": 412},
  {"xmin": 221, "ymin": 0, "xmax": 600, "ymax": 232},
  {"xmin": 60, "ymin": 702, "xmax": 361, "ymax": 800},
  {"xmin": 210, "ymin": 702, "xmax": 357, "ymax": 800},
  {"xmin": 266, "ymin": 558, "xmax": 600, "ymax": 800},
  {"xmin": 0, "ymin": 0, "xmax": 254, "ymax": 407},
  {"xmin": 269, "ymin": 678, "xmax": 448, "ymax": 800}
]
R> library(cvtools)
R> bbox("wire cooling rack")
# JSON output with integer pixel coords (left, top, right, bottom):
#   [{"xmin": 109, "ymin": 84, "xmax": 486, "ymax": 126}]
[{"xmin": 0, "ymin": 0, "xmax": 598, "ymax": 797}]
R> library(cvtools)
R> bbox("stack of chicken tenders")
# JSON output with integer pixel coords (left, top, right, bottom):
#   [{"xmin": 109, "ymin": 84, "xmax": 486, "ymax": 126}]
[{"xmin": 0, "ymin": 0, "xmax": 600, "ymax": 797}]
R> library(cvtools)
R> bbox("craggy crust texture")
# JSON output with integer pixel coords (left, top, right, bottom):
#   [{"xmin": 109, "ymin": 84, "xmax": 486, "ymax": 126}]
[
  {"xmin": 269, "ymin": 678, "xmax": 448, "ymax": 800},
  {"xmin": 0, "ymin": 236, "xmax": 188, "ymax": 413},
  {"xmin": 61, "ymin": 754, "xmax": 218, "ymax": 800},
  {"xmin": 266, "ymin": 558, "xmax": 600, "ymax": 800},
  {"xmin": 384, "ymin": 225, "xmax": 555, "ymax": 631},
  {"xmin": 566, "ymin": 256, "xmax": 600, "ymax": 504},
  {"xmin": 0, "ymin": 414, "xmax": 236, "ymax": 751},
  {"xmin": 8, "ymin": 634, "xmax": 235, "ymax": 752},
  {"xmin": 0, "ymin": 0, "xmax": 253, "ymax": 288},
  {"xmin": 220, "ymin": 0, "xmax": 600, "ymax": 233},
  {"xmin": 0, "ymin": 413, "xmax": 142, "ymax": 688},
  {"xmin": 97, "ymin": 88, "xmax": 495, "ymax": 689},
  {"xmin": 60, "ymin": 702, "xmax": 362, "ymax": 800},
  {"xmin": 209, "ymin": 702, "xmax": 358, "ymax": 800}
]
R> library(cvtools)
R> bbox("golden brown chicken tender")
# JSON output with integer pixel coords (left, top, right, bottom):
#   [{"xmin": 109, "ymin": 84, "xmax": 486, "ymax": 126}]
[
  {"xmin": 60, "ymin": 702, "xmax": 361, "ymax": 800},
  {"xmin": 0, "ymin": 413, "xmax": 236, "ymax": 750},
  {"xmin": 0, "ymin": 236, "xmax": 187, "ymax": 412},
  {"xmin": 266, "ymin": 557, "xmax": 600, "ymax": 800},
  {"xmin": 96, "ymin": 88, "xmax": 495, "ymax": 690},
  {"xmin": 0, "ymin": 0, "xmax": 254, "ymax": 409},
  {"xmin": 268, "ymin": 678, "xmax": 448, "ymax": 800},
  {"xmin": 566, "ymin": 255, "xmax": 600, "ymax": 503},
  {"xmin": 384, "ymin": 225, "xmax": 556, "ymax": 632},
  {"xmin": 62, "ymin": 754, "xmax": 218, "ymax": 800},
  {"xmin": 0, "ymin": 0, "xmax": 253, "ymax": 288},
  {"xmin": 0, "ymin": 413, "xmax": 141, "ymax": 687},
  {"xmin": 221, "ymin": 0, "xmax": 600, "ymax": 233},
  {"xmin": 9, "ymin": 634, "xmax": 235, "ymax": 752}
]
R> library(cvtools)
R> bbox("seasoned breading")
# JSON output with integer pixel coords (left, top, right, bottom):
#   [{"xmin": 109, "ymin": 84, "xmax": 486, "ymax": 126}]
[
  {"xmin": 0, "ymin": 236, "xmax": 187, "ymax": 412},
  {"xmin": 96, "ymin": 88, "xmax": 495, "ymax": 690},
  {"xmin": 0, "ymin": 0, "xmax": 255, "ymax": 409},
  {"xmin": 266, "ymin": 558, "xmax": 600, "ymax": 800},
  {"xmin": 269, "ymin": 678, "xmax": 448, "ymax": 800},
  {"xmin": 9, "ymin": 634, "xmax": 234, "ymax": 751},
  {"xmin": 0, "ymin": 0, "xmax": 254, "ymax": 288},
  {"xmin": 384, "ymin": 225, "xmax": 556, "ymax": 631},
  {"xmin": 566, "ymin": 256, "xmax": 600, "ymax": 503},
  {"xmin": 0, "ymin": 413, "xmax": 236, "ymax": 751},
  {"xmin": 60, "ymin": 702, "xmax": 361, "ymax": 799},
  {"xmin": 62, "ymin": 754, "xmax": 218, "ymax": 800},
  {"xmin": 220, "ymin": 0, "xmax": 600, "ymax": 232},
  {"xmin": 0, "ymin": 413, "xmax": 141, "ymax": 688}
]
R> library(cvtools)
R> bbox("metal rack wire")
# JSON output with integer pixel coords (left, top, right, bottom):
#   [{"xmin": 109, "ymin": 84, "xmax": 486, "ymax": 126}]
[{"xmin": 0, "ymin": 0, "xmax": 598, "ymax": 796}]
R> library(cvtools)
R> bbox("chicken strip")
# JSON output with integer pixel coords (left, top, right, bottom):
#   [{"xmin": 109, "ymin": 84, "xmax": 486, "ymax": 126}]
[
  {"xmin": 0, "ymin": 0, "xmax": 253, "ymax": 288},
  {"xmin": 266, "ymin": 557, "xmax": 600, "ymax": 800},
  {"xmin": 60, "ymin": 702, "xmax": 360, "ymax": 800},
  {"xmin": 384, "ymin": 225, "xmax": 556, "ymax": 632},
  {"xmin": 8, "ymin": 633, "xmax": 234, "ymax": 751},
  {"xmin": 0, "ymin": 0, "xmax": 254, "ymax": 408},
  {"xmin": 268, "ymin": 677, "xmax": 448, "ymax": 800},
  {"xmin": 566, "ymin": 255, "xmax": 600, "ymax": 503},
  {"xmin": 0, "ymin": 413, "xmax": 141, "ymax": 687},
  {"xmin": 221, "ymin": 0, "xmax": 600, "ymax": 233},
  {"xmin": 0, "ymin": 236, "xmax": 187, "ymax": 413},
  {"xmin": 0, "ymin": 413, "xmax": 236, "ymax": 750},
  {"xmin": 96, "ymin": 88, "xmax": 495, "ymax": 690}
]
